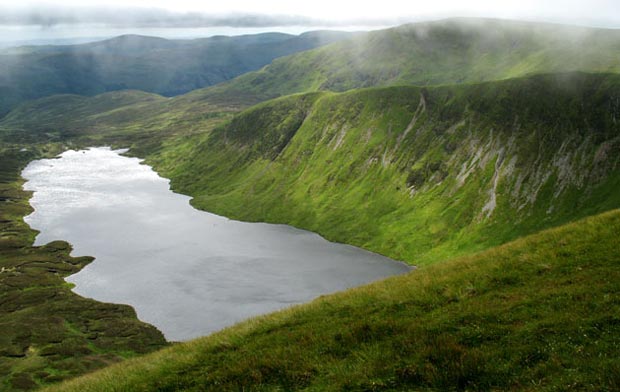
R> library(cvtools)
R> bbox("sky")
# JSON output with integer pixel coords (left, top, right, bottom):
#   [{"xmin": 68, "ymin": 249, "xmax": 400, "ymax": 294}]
[{"xmin": 0, "ymin": 0, "xmax": 618, "ymax": 45}]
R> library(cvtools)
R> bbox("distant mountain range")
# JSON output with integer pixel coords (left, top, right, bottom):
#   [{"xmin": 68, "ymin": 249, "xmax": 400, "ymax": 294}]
[
  {"xmin": 0, "ymin": 30, "xmax": 352, "ymax": 116},
  {"xmin": 0, "ymin": 37, "xmax": 110, "ymax": 48}
]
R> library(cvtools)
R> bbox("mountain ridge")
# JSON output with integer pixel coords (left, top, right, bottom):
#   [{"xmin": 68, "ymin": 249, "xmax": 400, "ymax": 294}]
[
  {"xmin": 146, "ymin": 72, "xmax": 620, "ymax": 265},
  {"xmin": 185, "ymin": 17, "xmax": 620, "ymax": 107}
]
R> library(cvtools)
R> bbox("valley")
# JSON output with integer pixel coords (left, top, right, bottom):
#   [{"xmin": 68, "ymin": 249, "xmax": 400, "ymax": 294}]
[{"xmin": 0, "ymin": 17, "xmax": 619, "ymax": 391}]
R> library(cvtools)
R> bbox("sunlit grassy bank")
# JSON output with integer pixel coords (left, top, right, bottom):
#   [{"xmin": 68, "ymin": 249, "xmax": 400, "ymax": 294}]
[{"xmin": 46, "ymin": 209, "xmax": 620, "ymax": 391}]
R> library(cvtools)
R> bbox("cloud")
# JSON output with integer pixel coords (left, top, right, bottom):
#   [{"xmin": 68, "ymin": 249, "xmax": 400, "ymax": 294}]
[
  {"xmin": 0, "ymin": 5, "xmax": 402, "ymax": 28},
  {"xmin": 1, "ymin": 2, "xmax": 617, "ymax": 31}
]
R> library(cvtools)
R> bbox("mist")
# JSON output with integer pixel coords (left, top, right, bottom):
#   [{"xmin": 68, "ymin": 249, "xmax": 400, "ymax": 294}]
[
  {"xmin": 0, "ymin": 5, "xmax": 400, "ymax": 45},
  {"xmin": 0, "ymin": 1, "xmax": 618, "ymax": 46}
]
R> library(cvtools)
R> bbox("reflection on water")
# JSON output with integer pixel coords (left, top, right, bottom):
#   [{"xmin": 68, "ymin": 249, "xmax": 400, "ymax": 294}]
[{"xmin": 23, "ymin": 147, "xmax": 411, "ymax": 341}]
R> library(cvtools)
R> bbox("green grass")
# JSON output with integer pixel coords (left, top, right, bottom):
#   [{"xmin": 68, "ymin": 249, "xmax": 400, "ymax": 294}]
[
  {"xmin": 41, "ymin": 208, "xmax": 620, "ymax": 391},
  {"xmin": 2, "ymin": 72, "xmax": 615, "ymax": 391},
  {"xmin": 0, "ymin": 145, "xmax": 167, "ymax": 391}
]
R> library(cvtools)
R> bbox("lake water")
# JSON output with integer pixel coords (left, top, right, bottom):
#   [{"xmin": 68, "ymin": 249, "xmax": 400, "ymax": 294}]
[{"xmin": 22, "ymin": 147, "xmax": 411, "ymax": 341}]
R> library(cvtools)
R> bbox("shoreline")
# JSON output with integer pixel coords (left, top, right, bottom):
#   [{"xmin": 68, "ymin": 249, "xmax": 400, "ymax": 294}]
[
  {"xmin": 0, "ymin": 145, "xmax": 168, "ymax": 390},
  {"xmin": 23, "ymin": 146, "xmax": 412, "ymax": 342}
]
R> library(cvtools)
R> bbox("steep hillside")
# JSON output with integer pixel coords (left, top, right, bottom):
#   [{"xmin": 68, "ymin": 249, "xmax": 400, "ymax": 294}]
[
  {"xmin": 150, "ymin": 72, "xmax": 620, "ymax": 265},
  {"xmin": 0, "ymin": 31, "xmax": 351, "ymax": 115},
  {"xmin": 190, "ymin": 18, "xmax": 620, "ymax": 105},
  {"xmin": 45, "ymin": 209, "xmax": 620, "ymax": 391},
  {"xmin": 3, "ymin": 73, "xmax": 619, "ymax": 266}
]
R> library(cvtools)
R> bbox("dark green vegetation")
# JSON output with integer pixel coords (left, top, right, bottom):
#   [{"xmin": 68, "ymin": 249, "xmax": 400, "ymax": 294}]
[
  {"xmin": 1, "ymin": 18, "xmax": 619, "ymax": 391},
  {"xmin": 45, "ymin": 209, "xmax": 620, "ymax": 391},
  {"xmin": 0, "ymin": 31, "xmax": 351, "ymax": 115},
  {"xmin": 0, "ymin": 145, "xmax": 167, "ymax": 391}
]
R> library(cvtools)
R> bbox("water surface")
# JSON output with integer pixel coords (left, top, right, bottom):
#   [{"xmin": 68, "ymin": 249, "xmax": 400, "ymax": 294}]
[{"xmin": 22, "ymin": 147, "xmax": 411, "ymax": 341}]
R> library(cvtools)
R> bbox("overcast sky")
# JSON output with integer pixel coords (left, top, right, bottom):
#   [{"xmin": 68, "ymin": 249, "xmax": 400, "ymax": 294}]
[{"xmin": 0, "ymin": 0, "xmax": 618, "ymax": 44}]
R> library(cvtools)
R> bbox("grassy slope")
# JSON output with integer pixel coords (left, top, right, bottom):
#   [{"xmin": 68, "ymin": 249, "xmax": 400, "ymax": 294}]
[
  {"xmin": 0, "ymin": 91, "xmax": 165, "ymax": 139},
  {"xmin": 149, "ymin": 72, "xmax": 620, "ymax": 265},
  {"xmin": 44, "ymin": 208, "xmax": 620, "ymax": 391},
  {"xmin": 0, "ymin": 145, "xmax": 167, "ymax": 391},
  {"xmin": 189, "ymin": 18, "xmax": 620, "ymax": 105}
]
